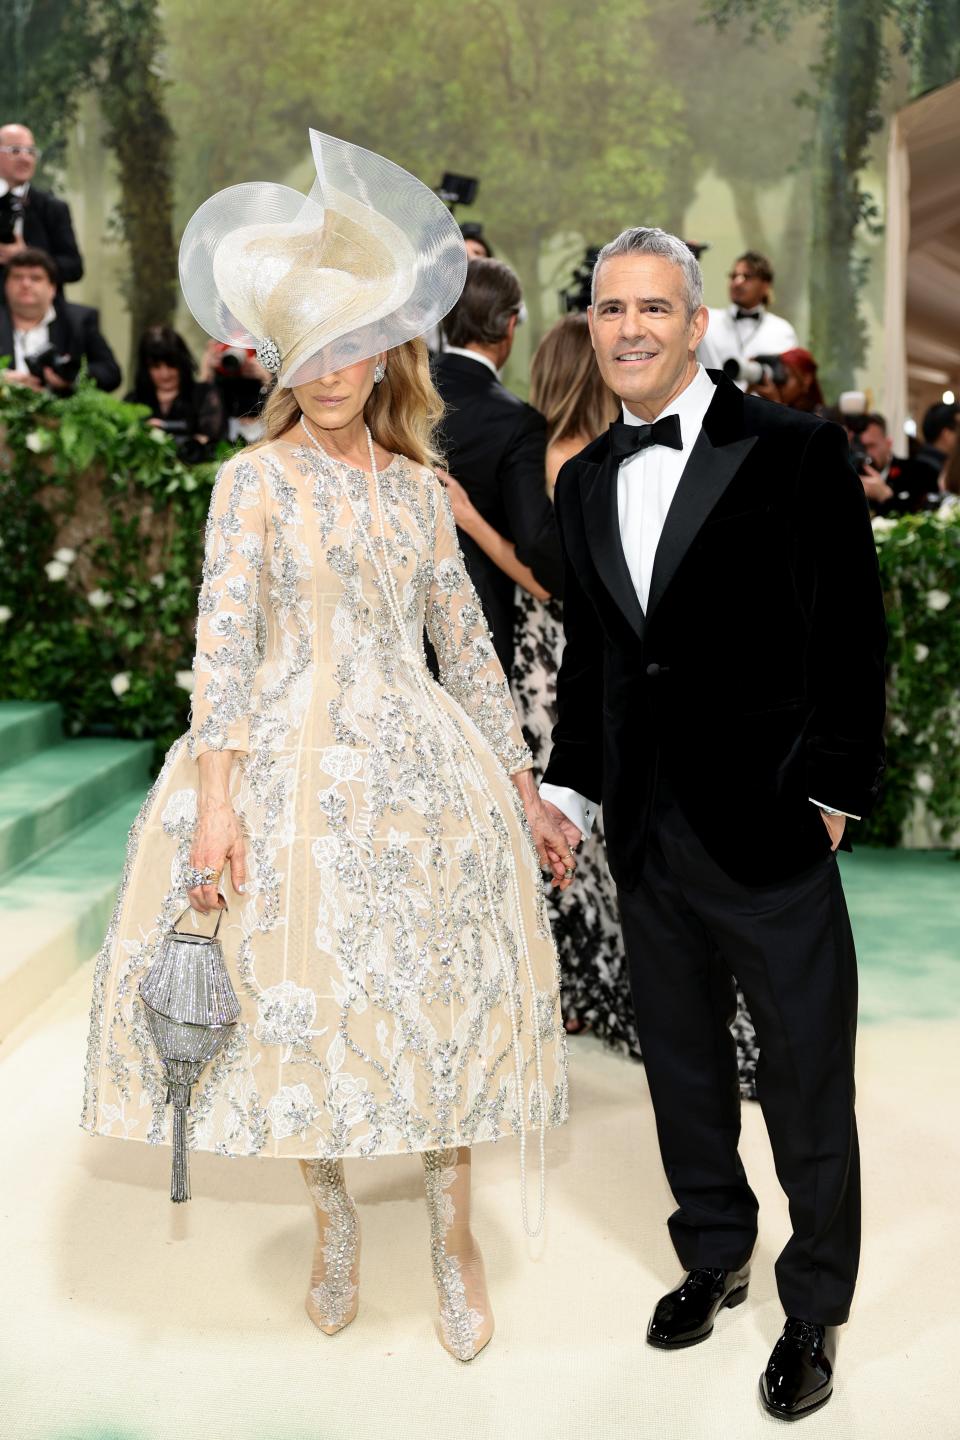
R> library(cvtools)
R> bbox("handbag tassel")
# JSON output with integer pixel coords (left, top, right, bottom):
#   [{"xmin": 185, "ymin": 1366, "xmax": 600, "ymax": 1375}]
[{"xmin": 168, "ymin": 1078, "xmax": 192, "ymax": 1204}]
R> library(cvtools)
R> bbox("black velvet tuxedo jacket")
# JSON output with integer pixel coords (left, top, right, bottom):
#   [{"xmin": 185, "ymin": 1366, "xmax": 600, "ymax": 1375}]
[
  {"xmin": 433, "ymin": 351, "xmax": 563, "ymax": 673},
  {"xmin": 0, "ymin": 298, "xmax": 121, "ymax": 393},
  {"xmin": 7, "ymin": 187, "xmax": 84, "ymax": 286},
  {"xmin": 541, "ymin": 371, "xmax": 887, "ymax": 889}
]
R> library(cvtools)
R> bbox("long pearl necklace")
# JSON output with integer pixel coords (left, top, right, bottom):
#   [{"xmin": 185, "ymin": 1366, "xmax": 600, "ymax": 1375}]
[{"xmin": 299, "ymin": 416, "xmax": 548, "ymax": 1237}]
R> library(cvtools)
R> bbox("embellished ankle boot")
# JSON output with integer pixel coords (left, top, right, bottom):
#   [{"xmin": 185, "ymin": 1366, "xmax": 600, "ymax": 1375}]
[
  {"xmin": 421, "ymin": 1147, "xmax": 494, "ymax": 1361},
  {"xmin": 299, "ymin": 1158, "xmax": 360, "ymax": 1335}
]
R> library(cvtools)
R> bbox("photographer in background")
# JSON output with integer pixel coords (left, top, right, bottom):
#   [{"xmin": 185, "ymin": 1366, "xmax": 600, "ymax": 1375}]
[
  {"xmin": 904, "ymin": 401, "xmax": 959, "ymax": 505},
  {"xmin": 0, "ymin": 248, "xmax": 119, "ymax": 393},
  {"xmin": 698, "ymin": 250, "xmax": 798, "ymax": 389},
  {"xmin": 748, "ymin": 346, "xmax": 825, "ymax": 414},
  {"xmin": 126, "ymin": 326, "xmax": 225, "ymax": 463},
  {"xmin": 847, "ymin": 412, "xmax": 913, "ymax": 516},
  {"xmin": 0, "ymin": 123, "xmax": 83, "ymax": 286},
  {"xmin": 198, "ymin": 338, "xmax": 269, "ymax": 443},
  {"xmin": 460, "ymin": 221, "xmax": 494, "ymax": 259}
]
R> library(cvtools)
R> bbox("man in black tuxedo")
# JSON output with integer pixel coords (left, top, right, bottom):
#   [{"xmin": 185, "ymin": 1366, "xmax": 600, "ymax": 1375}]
[
  {"xmin": 539, "ymin": 228, "xmax": 886, "ymax": 1421},
  {"xmin": 433, "ymin": 258, "xmax": 563, "ymax": 673},
  {"xmin": 0, "ymin": 124, "xmax": 83, "ymax": 286},
  {"xmin": 2, "ymin": 249, "xmax": 120, "ymax": 394}
]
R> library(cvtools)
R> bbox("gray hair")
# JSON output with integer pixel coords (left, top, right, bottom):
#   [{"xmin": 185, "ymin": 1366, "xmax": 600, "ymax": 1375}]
[{"xmin": 591, "ymin": 227, "xmax": 704, "ymax": 319}]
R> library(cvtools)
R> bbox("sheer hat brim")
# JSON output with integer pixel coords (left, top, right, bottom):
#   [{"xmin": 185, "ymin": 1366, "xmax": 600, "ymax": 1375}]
[{"xmin": 179, "ymin": 130, "xmax": 467, "ymax": 387}]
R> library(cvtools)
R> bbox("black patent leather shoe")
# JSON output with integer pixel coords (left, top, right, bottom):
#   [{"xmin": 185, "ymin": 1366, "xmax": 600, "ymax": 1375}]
[
  {"xmin": 759, "ymin": 1318, "xmax": 837, "ymax": 1420},
  {"xmin": 646, "ymin": 1265, "xmax": 750, "ymax": 1349}
]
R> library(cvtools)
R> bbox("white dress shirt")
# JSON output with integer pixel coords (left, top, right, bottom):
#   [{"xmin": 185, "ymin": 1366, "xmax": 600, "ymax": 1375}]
[
  {"xmin": 539, "ymin": 363, "xmax": 855, "ymax": 839},
  {"xmin": 697, "ymin": 305, "xmax": 799, "ymax": 389},
  {"xmin": 12, "ymin": 304, "xmax": 56, "ymax": 374}
]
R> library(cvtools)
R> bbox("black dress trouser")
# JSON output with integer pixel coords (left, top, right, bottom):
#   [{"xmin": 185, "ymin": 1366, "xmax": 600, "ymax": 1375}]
[{"xmin": 617, "ymin": 784, "xmax": 860, "ymax": 1325}]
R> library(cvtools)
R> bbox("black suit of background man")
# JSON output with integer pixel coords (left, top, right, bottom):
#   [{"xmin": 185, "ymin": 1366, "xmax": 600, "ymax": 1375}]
[
  {"xmin": 0, "ymin": 188, "xmax": 84, "ymax": 287},
  {"xmin": 432, "ymin": 350, "xmax": 563, "ymax": 675},
  {"xmin": 543, "ymin": 371, "xmax": 886, "ymax": 1326},
  {"xmin": 0, "ymin": 296, "xmax": 121, "ymax": 393}
]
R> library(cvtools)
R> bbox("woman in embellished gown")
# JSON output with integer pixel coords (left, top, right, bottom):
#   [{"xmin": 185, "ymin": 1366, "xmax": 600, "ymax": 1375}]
[{"xmin": 81, "ymin": 131, "xmax": 573, "ymax": 1362}]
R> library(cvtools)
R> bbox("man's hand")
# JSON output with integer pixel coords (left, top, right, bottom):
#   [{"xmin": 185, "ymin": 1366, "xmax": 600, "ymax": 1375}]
[
  {"xmin": 0, "ymin": 238, "xmax": 25, "ymax": 264},
  {"xmin": 860, "ymin": 463, "xmax": 893, "ymax": 506},
  {"xmin": 4, "ymin": 369, "xmax": 42, "ymax": 389},
  {"xmin": 820, "ymin": 810, "xmax": 846, "ymax": 851},
  {"xmin": 436, "ymin": 466, "xmax": 477, "ymax": 529},
  {"xmin": 42, "ymin": 366, "xmax": 71, "ymax": 392}
]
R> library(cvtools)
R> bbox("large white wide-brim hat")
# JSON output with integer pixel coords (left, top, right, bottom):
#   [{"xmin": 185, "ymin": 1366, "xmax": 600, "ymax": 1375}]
[{"xmin": 179, "ymin": 129, "xmax": 467, "ymax": 388}]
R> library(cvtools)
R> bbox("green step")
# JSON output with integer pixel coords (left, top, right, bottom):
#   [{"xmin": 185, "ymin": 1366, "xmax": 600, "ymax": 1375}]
[
  {"xmin": 0, "ymin": 702, "xmax": 63, "ymax": 771},
  {"xmin": 0, "ymin": 737, "xmax": 153, "ymax": 881},
  {"xmin": 0, "ymin": 785, "xmax": 147, "ymax": 1041}
]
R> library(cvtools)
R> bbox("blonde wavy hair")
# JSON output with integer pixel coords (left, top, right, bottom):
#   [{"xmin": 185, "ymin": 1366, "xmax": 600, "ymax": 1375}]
[
  {"xmin": 255, "ymin": 337, "xmax": 444, "ymax": 468},
  {"xmin": 530, "ymin": 314, "xmax": 618, "ymax": 446}
]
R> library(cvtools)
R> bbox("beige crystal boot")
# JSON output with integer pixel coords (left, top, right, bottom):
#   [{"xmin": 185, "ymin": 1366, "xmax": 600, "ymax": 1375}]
[
  {"xmin": 421, "ymin": 1147, "xmax": 494, "ymax": 1361},
  {"xmin": 299, "ymin": 1158, "xmax": 360, "ymax": 1335}
]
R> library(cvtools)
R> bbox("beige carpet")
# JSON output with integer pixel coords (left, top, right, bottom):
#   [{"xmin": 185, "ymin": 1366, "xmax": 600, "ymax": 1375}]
[{"xmin": 2, "ymin": 961, "xmax": 957, "ymax": 1440}]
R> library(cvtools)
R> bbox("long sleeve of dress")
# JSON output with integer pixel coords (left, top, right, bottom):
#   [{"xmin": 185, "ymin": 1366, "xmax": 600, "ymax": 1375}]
[
  {"xmin": 189, "ymin": 453, "xmax": 267, "ymax": 758},
  {"xmin": 425, "ymin": 476, "xmax": 533, "ymax": 776}
]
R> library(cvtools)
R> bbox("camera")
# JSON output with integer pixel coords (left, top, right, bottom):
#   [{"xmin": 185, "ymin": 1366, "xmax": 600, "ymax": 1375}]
[
  {"xmin": 436, "ymin": 172, "xmax": 479, "ymax": 209},
  {"xmin": 723, "ymin": 354, "xmax": 789, "ymax": 388},
  {"xmin": 560, "ymin": 246, "xmax": 601, "ymax": 314},
  {"xmin": 212, "ymin": 343, "xmax": 254, "ymax": 377},
  {"xmin": 0, "ymin": 190, "xmax": 24, "ymax": 245},
  {"xmin": 25, "ymin": 346, "xmax": 81, "ymax": 386}
]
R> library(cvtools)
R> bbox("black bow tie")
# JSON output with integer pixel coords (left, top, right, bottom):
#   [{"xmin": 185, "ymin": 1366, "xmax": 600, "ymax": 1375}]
[
  {"xmin": 610, "ymin": 411, "xmax": 683, "ymax": 463},
  {"xmin": 734, "ymin": 308, "xmax": 762, "ymax": 321}
]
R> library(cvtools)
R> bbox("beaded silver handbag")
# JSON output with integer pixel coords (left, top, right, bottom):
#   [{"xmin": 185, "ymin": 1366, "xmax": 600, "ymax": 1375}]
[{"xmin": 140, "ymin": 905, "xmax": 241, "ymax": 1203}]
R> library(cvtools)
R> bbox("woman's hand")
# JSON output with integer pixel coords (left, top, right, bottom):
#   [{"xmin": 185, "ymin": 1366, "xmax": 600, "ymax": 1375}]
[
  {"xmin": 511, "ymin": 769, "xmax": 579, "ymax": 891},
  {"xmin": 436, "ymin": 467, "xmax": 477, "ymax": 529},
  {"xmin": 188, "ymin": 751, "xmax": 246, "ymax": 913},
  {"xmin": 187, "ymin": 798, "xmax": 246, "ymax": 913}
]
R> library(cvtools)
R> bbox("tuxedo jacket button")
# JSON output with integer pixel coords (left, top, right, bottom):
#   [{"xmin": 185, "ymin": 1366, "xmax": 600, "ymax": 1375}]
[{"xmin": 646, "ymin": 662, "xmax": 661, "ymax": 677}]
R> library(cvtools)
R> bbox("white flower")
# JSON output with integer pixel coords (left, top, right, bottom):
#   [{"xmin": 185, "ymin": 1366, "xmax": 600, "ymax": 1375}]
[
  {"xmin": 150, "ymin": 572, "xmax": 166, "ymax": 588},
  {"xmin": 913, "ymin": 643, "xmax": 929, "ymax": 662},
  {"xmin": 870, "ymin": 516, "xmax": 896, "ymax": 534},
  {"xmin": 87, "ymin": 588, "xmax": 112, "ymax": 610},
  {"xmin": 311, "ymin": 836, "xmax": 340, "ymax": 869},
  {"xmin": 53, "ymin": 547, "xmax": 77, "ymax": 565},
  {"xmin": 149, "ymin": 428, "xmax": 168, "ymax": 444},
  {"xmin": 175, "ymin": 669, "xmax": 195, "ymax": 692},
  {"xmin": 44, "ymin": 560, "xmax": 69, "ymax": 582},
  {"xmin": 110, "ymin": 672, "xmax": 131, "ymax": 697},
  {"xmin": 916, "ymin": 771, "xmax": 934, "ymax": 795},
  {"xmin": 25, "ymin": 429, "xmax": 51, "ymax": 454},
  {"xmin": 926, "ymin": 589, "xmax": 950, "ymax": 612},
  {"xmin": 319, "ymin": 746, "xmax": 363, "ymax": 782},
  {"xmin": 0, "ymin": 606, "xmax": 11, "ymax": 623}
]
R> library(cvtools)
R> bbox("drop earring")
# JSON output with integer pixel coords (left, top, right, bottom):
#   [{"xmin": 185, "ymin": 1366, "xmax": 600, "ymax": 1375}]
[{"xmin": 373, "ymin": 361, "xmax": 386, "ymax": 384}]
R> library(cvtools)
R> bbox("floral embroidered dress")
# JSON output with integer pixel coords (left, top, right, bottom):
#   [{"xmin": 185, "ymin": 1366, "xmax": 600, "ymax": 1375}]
[{"xmin": 82, "ymin": 440, "xmax": 569, "ymax": 1160}]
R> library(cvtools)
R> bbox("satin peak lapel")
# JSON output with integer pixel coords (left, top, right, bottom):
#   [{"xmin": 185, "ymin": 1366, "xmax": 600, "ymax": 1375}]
[
  {"xmin": 580, "ymin": 452, "xmax": 645, "ymax": 641},
  {"xmin": 645, "ymin": 428, "xmax": 757, "ymax": 618}
]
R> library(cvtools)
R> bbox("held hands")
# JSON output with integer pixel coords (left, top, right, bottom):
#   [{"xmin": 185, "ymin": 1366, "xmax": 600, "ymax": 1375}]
[
  {"xmin": 186, "ymin": 796, "xmax": 247, "ymax": 914},
  {"xmin": 511, "ymin": 771, "xmax": 581, "ymax": 891},
  {"xmin": 819, "ymin": 810, "xmax": 846, "ymax": 852}
]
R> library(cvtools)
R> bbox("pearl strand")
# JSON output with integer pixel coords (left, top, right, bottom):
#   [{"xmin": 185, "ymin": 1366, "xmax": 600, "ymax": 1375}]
[{"xmin": 299, "ymin": 416, "xmax": 547, "ymax": 1237}]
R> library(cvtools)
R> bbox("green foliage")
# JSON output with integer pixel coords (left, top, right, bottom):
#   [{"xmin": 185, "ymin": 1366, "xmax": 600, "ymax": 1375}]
[
  {"xmin": 0, "ymin": 377, "xmax": 223, "ymax": 765},
  {"xmin": 865, "ymin": 508, "xmax": 960, "ymax": 845}
]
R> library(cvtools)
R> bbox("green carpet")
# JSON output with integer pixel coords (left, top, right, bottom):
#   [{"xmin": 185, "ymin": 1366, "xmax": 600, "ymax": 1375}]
[{"xmin": 840, "ymin": 848, "xmax": 960, "ymax": 1024}]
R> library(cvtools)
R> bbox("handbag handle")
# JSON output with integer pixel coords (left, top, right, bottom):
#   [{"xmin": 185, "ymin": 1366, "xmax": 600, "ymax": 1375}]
[{"xmin": 171, "ymin": 901, "xmax": 228, "ymax": 940}]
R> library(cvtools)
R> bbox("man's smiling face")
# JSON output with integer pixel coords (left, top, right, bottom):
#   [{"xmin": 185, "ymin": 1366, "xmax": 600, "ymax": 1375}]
[{"xmin": 588, "ymin": 253, "xmax": 707, "ymax": 421}]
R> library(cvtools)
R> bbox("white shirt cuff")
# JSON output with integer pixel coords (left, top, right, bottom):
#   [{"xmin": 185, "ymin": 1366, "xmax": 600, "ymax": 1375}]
[
  {"xmin": 539, "ymin": 783, "xmax": 598, "ymax": 839},
  {"xmin": 808, "ymin": 797, "xmax": 861, "ymax": 821}
]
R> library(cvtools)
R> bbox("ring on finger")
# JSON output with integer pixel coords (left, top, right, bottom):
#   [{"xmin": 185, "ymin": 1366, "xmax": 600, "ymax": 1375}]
[{"xmin": 184, "ymin": 864, "xmax": 222, "ymax": 889}]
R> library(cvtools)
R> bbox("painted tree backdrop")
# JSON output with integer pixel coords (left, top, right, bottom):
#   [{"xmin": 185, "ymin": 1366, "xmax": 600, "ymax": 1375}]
[{"xmin": 5, "ymin": 0, "xmax": 960, "ymax": 393}]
